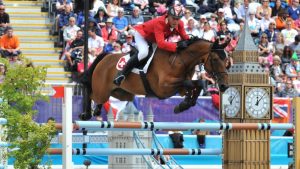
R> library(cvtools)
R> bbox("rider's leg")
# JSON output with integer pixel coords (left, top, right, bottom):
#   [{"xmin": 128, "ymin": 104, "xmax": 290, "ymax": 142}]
[{"xmin": 113, "ymin": 31, "xmax": 149, "ymax": 86}]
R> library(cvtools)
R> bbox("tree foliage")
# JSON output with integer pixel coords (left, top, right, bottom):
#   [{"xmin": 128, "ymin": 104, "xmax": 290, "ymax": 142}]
[{"xmin": 0, "ymin": 63, "xmax": 56, "ymax": 169}]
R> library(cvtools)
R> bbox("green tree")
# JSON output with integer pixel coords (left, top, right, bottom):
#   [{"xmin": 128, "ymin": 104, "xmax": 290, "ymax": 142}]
[{"xmin": 0, "ymin": 63, "xmax": 56, "ymax": 169}]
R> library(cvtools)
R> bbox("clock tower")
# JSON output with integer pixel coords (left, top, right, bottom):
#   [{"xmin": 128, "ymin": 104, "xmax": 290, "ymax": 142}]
[{"xmin": 221, "ymin": 22, "xmax": 273, "ymax": 168}]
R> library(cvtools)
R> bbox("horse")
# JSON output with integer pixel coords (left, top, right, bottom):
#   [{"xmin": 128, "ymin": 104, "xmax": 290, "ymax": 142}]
[{"xmin": 79, "ymin": 37, "xmax": 229, "ymax": 120}]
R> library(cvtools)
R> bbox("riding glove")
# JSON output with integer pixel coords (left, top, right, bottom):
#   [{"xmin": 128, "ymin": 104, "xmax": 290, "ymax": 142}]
[{"xmin": 177, "ymin": 41, "xmax": 189, "ymax": 51}]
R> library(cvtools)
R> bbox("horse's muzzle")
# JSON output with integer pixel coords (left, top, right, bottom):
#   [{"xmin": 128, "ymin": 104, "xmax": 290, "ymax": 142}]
[{"xmin": 219, "ymin": 84, "xmax": 229, "ymax": 92}]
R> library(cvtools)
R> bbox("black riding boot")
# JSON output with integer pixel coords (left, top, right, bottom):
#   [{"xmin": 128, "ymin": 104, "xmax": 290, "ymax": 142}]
[{"xmin": 113, "ymin": 51, "xmax": 139, "ymax": 86}]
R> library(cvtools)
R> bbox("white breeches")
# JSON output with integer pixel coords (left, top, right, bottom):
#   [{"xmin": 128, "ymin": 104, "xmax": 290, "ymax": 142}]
[{"xmin": 133, "ymin": 31, "xmax": 149, "ymax": 61}]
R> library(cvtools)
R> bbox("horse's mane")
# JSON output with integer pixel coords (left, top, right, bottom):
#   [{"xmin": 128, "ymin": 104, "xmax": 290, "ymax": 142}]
[{"xmin": 186, "ymin": 36, "xmax": 212, "ymax": 46}]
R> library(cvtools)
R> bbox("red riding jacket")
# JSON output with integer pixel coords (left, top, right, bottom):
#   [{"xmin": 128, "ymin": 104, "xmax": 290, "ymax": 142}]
[{"xmin": 134, "ymin": 15, "xmax": 189, "ymax": 52}]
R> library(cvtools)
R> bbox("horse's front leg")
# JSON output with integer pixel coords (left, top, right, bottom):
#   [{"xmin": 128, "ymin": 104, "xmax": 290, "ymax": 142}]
[{"xmin": 174, "ymin": 80, "xmax": 203, "ymax": 114}]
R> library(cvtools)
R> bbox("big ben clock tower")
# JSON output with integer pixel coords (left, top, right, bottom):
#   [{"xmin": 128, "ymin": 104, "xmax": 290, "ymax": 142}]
[{"xmin": 221, "ymin": 22, "xmax": 273, "ymax": 169}]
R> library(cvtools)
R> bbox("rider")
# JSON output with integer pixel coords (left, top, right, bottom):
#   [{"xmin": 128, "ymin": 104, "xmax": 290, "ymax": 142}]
[{"xmin": 113, "ymin": 6, "xmax": 190, "ymax": 86}]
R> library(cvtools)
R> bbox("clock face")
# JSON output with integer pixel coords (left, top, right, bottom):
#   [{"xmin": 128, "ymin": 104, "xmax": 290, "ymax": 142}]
[
  {"xmin": 245, "ymin": 87, "xmax": 271, "ymax": 118},
  {"xmin": 224, "ymin": 87, "xmax": 241, "ymax": 118}
]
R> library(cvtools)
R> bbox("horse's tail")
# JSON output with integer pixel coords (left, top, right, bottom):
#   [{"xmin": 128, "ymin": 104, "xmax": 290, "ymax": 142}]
[{"xmin": 79, "ymin": 52, "xmax": 107, "ymax": 92}]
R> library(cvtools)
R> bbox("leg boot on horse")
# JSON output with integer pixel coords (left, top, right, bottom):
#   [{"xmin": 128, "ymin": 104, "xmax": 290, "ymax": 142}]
[{"xmin": 113, "ymin": 47, "xmax": 139, "ymax": 86}]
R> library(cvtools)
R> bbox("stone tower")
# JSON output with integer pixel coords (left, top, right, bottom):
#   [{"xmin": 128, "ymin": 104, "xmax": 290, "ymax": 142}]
[
  {"xmin": 108, "ymin": 103, "xmax": 153, "ymax": 169},
  {"xmin": 221, "ymin": 21, "xmax": 273, "ymax": 169}
]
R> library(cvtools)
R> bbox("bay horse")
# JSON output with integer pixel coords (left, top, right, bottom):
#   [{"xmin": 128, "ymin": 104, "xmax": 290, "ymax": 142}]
[{"xmin": 80, "ymin": 37, "xmax": 229, "ymax": 120}]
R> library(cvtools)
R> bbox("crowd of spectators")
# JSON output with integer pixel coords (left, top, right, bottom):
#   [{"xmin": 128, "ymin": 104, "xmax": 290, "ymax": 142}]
[
  {"xmin": 51, "ymin": 0, "xmax": 300, "ymax": 97},
  {"xmin": 0, "ymin": 3, "xmax": 24, "ymax": 83}
]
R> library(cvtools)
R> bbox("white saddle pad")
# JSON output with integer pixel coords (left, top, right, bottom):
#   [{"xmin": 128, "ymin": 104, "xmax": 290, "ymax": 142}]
[{"xmin": 115, "ymin": 44, "xmax": 158, "ymax": 74}]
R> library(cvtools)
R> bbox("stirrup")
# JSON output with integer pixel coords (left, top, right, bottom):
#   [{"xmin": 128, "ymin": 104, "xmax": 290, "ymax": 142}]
[{"xmin": 113, "ymin": 74, "xmax": 125, "ymax": 86}]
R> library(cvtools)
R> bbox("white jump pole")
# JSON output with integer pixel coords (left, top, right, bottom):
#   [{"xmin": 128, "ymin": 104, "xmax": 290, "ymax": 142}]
[{"xmin": 62, "ymin": 86, "xmax": 73, "ymax": 169}]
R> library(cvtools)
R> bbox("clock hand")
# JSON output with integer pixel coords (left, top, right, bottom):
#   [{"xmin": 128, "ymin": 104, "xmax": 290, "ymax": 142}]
[
  {"xmin": 229, "ymin": 93, "xmax": 237, "ymax": 104},
  {"xmin": 255, "ymin": 92, "xmax": 267, "ymax": 106}
]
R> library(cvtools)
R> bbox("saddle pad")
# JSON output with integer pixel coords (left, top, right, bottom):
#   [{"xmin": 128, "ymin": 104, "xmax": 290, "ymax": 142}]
[{"xmin": 115, "ymin": 44, "xmax": 158, "ymax": 74}]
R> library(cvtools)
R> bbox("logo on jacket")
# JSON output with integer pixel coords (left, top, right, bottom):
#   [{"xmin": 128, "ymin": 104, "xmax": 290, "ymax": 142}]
[{"xmin": 116, "ymin": 55, "xmax": 130, "ymax": 70}]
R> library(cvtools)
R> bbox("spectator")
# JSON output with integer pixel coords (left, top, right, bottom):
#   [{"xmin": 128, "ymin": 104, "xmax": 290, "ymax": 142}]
[
  {"xmin": 101, "ymin": 17, "xmax": 118, "ymax": 43},
  {"xmin": 263, "ymin": 21, "xmax": 278, "ymax": 43},
  {"xmin": 199, "ymin": 64, "xmax": 215, "ymax": 96},
  {"xmin": 198, "ymin": 15, "xmax": 207, "ymax": 30},
  {"xmin": 88, "ymin": 17, "xmax": 102, "ymax": 36},
  {"xmin": 65, "ymin": 30, "xmax": 84, "ymax": 66},
  {"xmin": 222, "ymin": 0, "xmax": 236, "ymax": 24},
  {"xmin": 76, "ymin": 10, "xmax": 93, "ymax": 28},
  {"xmin": 128, "ymin": 6, "xmax": 144, "ymax": 29},
  {"xmin": 281, "ymin": 18, "xmax": 298, "ymax": 45},
  {"xmin": 56, "ymin": 0, "xmax": 73, "ymax": 15},
  {"xmin": 287, "ymin": 0, "xmax": 300, "ymax": 20},
  {"xmin": 281, "ymin": 45, "xmax": 293, "ymax": 69},
  {"xmin": 94, "ymin": 7, "xmax": 109, "ymax": 26},
  {"xmin": 193, "ymin": 119, "xmax": 209, "ymax": 148},
  {"xmin": 209, "ymin": 14, "xmax": 218, "ymax": 31},
  {"xmin": 133, "ymin": 0, "xmax": 149, "ymax": 11},
  {"xmin": 122, "ymin": 33, "xmax": 135, "ymax": 53},
  {"xmin": 113, "ymin": 8, "xmax": 128, "ymax": 35},
  {"xmin": 260, "ymin": 11, "xmax": 275, "ymax": 32},
  {"xmin": 277, "ymin": 79, "xmax": 299, "ymax": 97},
  {"xmin": 233, "ymin": 1, "xmax": 244, "ymax": 24},
  {"xmin": 0, "ymin": 27, "xmax": 21, "ymax": 58},
  {"xmin": 274, "ymin": 32, "xmax": 285, "ymax": 56},
  {"xmin": 58, "ymin": 4, "xmax": 76, "ymax": 31},
  {"xmin": 217, "ymin": 21, "xmax": 231, "ymax": 38},
  {"xmin": 248, "ymin": 10, "xmax": 261, "ymax": 38},
  {"xmin": 186, "ymin": 0, "xmax": 199, "ymax": 12},
  {"xmin": 111, "ymin": 41, "xmax": 123, "ymax": 54},
  {"xmin": 271, "ymin": 0, "xmax": 284, "ymax": 17},
  {"xmin": 88, "ymin": 28, "xmax": 105, "ymax": 62},
  {"xmin": 199, "ymin": 22, "xmax": 215, "ymax": 41},
  {"xmin": 256, "ymin": 0, "xmax": 272, "ymax": 20},
  {"xmin": 275, "ymin": 9, "xmax": 290, "ymax": 31},
  {"xmin": 290, "ymin": 35, "xmax": 300, "ymax": 56},
  {"xmin": 181, "ymin": 9, "xmax": 196, "ymax": 28},
  {"xmin": 258, "ymin": 33, "xmax": 275, "ymax": 68},
  {"xmin": 169, "ymin": 131, "xmax": 184, "ymax": 148},
  {"xmin": 0, "ymin": 4, "xmax": 9, "ymax": 36},
  {"xmin": 90, "ymin": 0, "xmax": 107, "ymax": 16},
  {"xmin": 63, "ymin": 17, "xmax": 80, "ymax": 49},
  {"xmin": 185, "ymin": 18, "xmax": 201, "ymax": 37},
  {"xmin": 107, "ymin": 0, "xmax": 121, "ymax": 17},
  {"xmin": 148, "ymin": 0, "xmax": 167, "ymax": 15},
  {"xmin": 238, "ymin": 0, "xmax": 250, "ymax": 18},
  {"xmin": 216, "ymin": 8, "xmax": 226, "ymax": 26},
  {"xmin": 285, "ymin": 55, "xmax": 300, "ymax": 81},
  {"xmin": 270, "ymin": 55, "xmax": 284, "ymax": 86}
]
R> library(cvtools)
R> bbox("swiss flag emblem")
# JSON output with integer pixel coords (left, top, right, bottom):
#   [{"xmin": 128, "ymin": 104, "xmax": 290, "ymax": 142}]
[{"xmin": 116, "ymin": 57, "xmax": 127, "ymax": 70}]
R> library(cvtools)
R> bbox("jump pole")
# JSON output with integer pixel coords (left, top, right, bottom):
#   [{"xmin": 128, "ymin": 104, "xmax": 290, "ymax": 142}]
[
  {"xmin": 62, "ymin": 86, "xmax": 73, "ymax": 169},
  {"xmin": 74, "ymin": 121, "xmax": 293, "ymax": 131},
  {"xmin": 47, "ymin": 148, "xmax": 222, "ymax": 156}
]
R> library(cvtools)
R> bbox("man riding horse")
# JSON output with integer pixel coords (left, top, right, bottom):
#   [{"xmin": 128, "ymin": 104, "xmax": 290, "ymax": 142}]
[{"xmin": 113, "ymin": 6, "xmax": 190, "ymax": 86}]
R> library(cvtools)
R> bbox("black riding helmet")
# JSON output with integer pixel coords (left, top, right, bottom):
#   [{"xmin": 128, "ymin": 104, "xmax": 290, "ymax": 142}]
[{"xmin": 168, "ymin": 6, "xmax": 184, "ymax": 19}]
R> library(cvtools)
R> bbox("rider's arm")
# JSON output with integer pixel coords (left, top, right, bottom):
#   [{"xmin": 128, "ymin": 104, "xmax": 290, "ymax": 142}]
[
  {"xmin": 154, "ymin": 24, "xmax": 177, "ymax": 52},
  {"xmin": 178, "ymin": 21, "xmax": 190, "ymax": 40}
]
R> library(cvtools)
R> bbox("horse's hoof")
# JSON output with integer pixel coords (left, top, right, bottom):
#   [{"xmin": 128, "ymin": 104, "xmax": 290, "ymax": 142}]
[
  {"xmin": 79, "ymin": 113, "xmax": 92, "ymax": 120},
  {"xmin": 174, "ymin": 102, "xmax": 191, "ymax": 114},
  {"xmin": 174, "ymin": 105, "xmax": 182, "ymax": 114}
]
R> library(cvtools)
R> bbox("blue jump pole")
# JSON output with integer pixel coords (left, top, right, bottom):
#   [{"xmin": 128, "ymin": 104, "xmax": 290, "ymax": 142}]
[
  {"xmin": 74, "ymin": 121, "xmax": 294, "ymax": 131},
  {"xmin": 48, "ymin": 148, "xmax": 222, "ymax": 156}
]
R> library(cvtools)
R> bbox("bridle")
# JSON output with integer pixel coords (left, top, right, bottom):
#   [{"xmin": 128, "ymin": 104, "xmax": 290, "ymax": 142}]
[{"xmin": 203, "ymin": 44, "xmax": 228, "ymax": 83}]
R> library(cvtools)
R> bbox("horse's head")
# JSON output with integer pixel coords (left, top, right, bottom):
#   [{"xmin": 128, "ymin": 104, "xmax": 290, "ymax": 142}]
[{"xmin": 203, "ymin": 40, "xmax": 229, "ymax": 92}]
